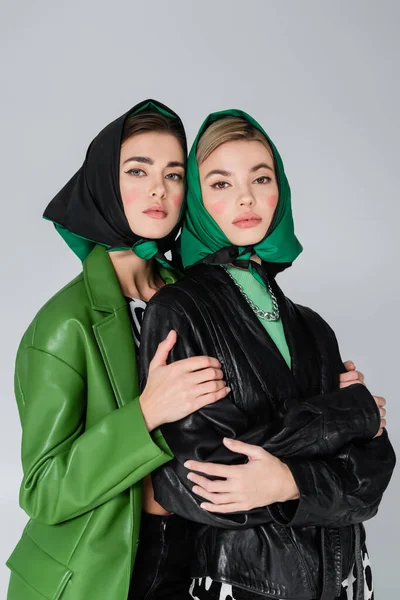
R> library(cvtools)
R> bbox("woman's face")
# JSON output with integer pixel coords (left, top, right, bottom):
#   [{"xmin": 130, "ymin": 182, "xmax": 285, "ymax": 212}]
[
  {"xmin": 119, "ymin": 132, "xmax": 185, "ymax": 239},
  {"xmin": 199, "ymin": 140, "xmax": 279, "ymax": 246}
]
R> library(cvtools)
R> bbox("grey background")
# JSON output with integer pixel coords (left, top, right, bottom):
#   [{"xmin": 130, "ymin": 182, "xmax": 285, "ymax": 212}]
[{"xmin": 1, "ymin": 0, "xmax": 399, "ymax": 596}]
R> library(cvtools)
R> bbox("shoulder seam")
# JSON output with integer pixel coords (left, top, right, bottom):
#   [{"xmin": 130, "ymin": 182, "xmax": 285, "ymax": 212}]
[{"xmin": 19, "ymin": 346, "xmax": 85, "ymax": 383}]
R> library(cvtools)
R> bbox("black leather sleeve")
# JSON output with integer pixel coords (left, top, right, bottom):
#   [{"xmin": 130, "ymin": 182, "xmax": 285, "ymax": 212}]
[
  {"xmin": 269, "ymin": 430, "xmax": 396, "ymax": 527},
  {"xmin": 139, "ymin": 299, "xmax": 394, "ymax": 528}
]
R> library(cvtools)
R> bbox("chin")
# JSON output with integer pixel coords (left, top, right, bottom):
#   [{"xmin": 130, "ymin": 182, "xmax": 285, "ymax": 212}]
[
  {"xmin": 229, "ymin": 232, "xmax": 267, "ymax": 247},
  {"xmin": 130, "ymin": 221, "xmax": 177, "ymax": 240}
]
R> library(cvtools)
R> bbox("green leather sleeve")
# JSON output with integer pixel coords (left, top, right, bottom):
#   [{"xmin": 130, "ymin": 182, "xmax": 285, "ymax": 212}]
[{"xmin": 16, "ymin": 346, "xmax": 173, "ymax": 525}]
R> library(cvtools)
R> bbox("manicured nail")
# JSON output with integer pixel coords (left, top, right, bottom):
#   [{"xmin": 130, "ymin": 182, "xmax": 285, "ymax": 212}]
[
  {"xmin": 184, "ymin": 461, "xmax": 191, "ymax": 468},
  {"xmin": 224, "ymin": 438, "xmax": 233, "ymax": 445},
  {"xmin": 187, "ymin": 473, "xmax": 193, "ymax": 481}
]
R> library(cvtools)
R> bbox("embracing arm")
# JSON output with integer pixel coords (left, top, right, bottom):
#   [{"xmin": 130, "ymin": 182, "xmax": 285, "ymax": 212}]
[{"xmin": 16, "ymin": 345, "xmax": 173, "ymax": 525}]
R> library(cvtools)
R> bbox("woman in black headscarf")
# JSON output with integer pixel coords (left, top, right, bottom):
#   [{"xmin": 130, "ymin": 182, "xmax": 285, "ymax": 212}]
[{"xmin": 6, "ymin": 100, "xmax": 230, "ymax": 600}]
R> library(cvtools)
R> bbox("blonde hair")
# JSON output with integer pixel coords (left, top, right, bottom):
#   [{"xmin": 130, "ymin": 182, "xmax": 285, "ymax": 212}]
[{"xmin": 196, "ymin": 117, "xmax": 274, "ymax": 165}]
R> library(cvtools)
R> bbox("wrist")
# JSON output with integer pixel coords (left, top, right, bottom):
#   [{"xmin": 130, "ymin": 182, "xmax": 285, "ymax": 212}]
[
  {"xmin": 280, "ymin": 462, "xmax": 300, "ymax": 502},
  {"xmin": 139, "ymin": 394, "xmax": 159, "ymax": 432}
]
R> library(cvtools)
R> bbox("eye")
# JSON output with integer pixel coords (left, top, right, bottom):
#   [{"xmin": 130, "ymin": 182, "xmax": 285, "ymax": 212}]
[
  {"xmin": 165, "ymin": 173, "xmax": 184, "ymax": 182},
  {"xmin": 211, "ymin": 181, "xmax": 230, "ymax": 189},
  {"xmin": 254, "ymin": 175, "xmax": 272, "ymax": 184},
  {"xmin": 125, "ymin": 168, "xmax": 146, "ymax": 177}
]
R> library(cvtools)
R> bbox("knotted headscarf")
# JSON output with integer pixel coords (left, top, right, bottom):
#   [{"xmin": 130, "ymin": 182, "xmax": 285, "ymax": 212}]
[
  {"xmin": 43, "ymin": 99, "xmax": 187, "ymax": 268},
  {"xmin": 180, "ymin": 109, "xmax": 302, "ymax": 283}
]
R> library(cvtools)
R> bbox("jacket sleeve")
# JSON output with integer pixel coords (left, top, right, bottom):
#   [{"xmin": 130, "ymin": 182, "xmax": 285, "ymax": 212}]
[
  {"xmin": 16, "ymin": 345, "xmax": 173, "ymax": 525},
  {"xmin": 268, "ymin": 430, "xmax": 396, "ymax": 527},
  {"xmin": 140, "ymin": 299, "xmax": 392, "ymax": 528}
]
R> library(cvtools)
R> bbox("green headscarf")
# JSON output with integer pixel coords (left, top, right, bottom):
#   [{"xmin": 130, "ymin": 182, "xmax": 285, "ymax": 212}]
[{"xmin": 180, "ymin": 109, "xmax": 302, "ymax": 284}]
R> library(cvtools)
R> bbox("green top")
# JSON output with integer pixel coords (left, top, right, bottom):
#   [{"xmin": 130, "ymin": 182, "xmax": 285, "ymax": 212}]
[{"xmin": 226, "ymin": 264, "xmax": 291, "ymax": 368}]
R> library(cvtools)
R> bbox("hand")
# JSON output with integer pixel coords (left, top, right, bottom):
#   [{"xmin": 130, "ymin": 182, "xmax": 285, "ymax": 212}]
[
  {"xmin": 140, "ymin": 330, "xmax": 230, "ymax": 432},
  {"xmin": 374, "ymin": 396, "xmax": 387, "ymax": 438},
  {"xmin": 340, "ymin": 362, "xmax": 387, "ymax": 437},
  {"xmin": 184, "ymin": 438, "xmax": 299, "ymax": 513},
  {"xmin": 340, "ymin": 360, "xmax": 365, "ymax": 388}
]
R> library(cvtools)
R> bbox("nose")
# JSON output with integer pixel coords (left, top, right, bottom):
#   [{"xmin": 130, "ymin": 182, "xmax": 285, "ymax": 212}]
[
  {"xmin": 238, "ymin": 191, "xmax": 255, "ymax": 207},
  {"xmin": 150, "ymin": 178, "xmax": 167, "ymax": 200}
]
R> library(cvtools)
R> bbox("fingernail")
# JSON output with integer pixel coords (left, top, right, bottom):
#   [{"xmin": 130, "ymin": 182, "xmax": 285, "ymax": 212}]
[
  {"xmin": 224, "ymin": 438, "xmax": 233, "ymax": 445},
  {"xmin": 226, "ymin": 387, "xmax": 231, "ymax": 393},
  {"xmin": 184, "ymin": 461, "xmax": 191, "ymax": 469}
]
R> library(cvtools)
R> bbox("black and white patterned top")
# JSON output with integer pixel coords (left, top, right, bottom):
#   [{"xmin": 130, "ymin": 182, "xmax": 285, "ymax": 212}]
[{"xmin": 126, "ymin": 297, "xmax": 147, "ymax": 351}]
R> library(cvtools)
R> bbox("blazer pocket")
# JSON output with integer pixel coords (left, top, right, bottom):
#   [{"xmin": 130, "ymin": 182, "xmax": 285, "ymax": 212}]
[{"xmin": 7, "ymin": 533, "xmax": 72, "ymax": 600}]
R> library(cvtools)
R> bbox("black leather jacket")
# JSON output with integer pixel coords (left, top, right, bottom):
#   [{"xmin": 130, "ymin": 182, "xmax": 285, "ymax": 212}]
[{"xmin": 140, "ymin": 264, "xmax": 395, "ymax": 600}]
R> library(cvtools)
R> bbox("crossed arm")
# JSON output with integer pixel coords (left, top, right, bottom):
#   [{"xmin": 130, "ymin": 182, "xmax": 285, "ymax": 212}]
[{"xmin": 140, "ymin": 300, "xmax": 394, "ymax": 529}]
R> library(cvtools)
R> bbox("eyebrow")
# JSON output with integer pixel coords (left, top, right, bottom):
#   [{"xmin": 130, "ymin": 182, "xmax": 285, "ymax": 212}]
[
  {"xmin": 205, "ymin": 169, "xmax": 233, "ymax": 180},
  {"xmin": 166, "ymin": 161, "xmax": 185, "ymax": 169},
  {"xmin": 123, "ymin": 156, "xmax": 153, "ymax": 165},
  {"xmin": 205, "ymin": 163, "xmax": 274, "ymax": 180},
  {"xmin": 250, "ymin": 162, "xmax": 274, "ymax": 173},
  {"xmin": 123, "ymin": 156, "xmax": 185, "ymax": 169}
]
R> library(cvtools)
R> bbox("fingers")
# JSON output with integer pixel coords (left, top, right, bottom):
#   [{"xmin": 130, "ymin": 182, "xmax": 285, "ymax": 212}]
[
  {"xmin": 184, "ymin": 460, "xmax": 235, "ymax": 479},
  {"xmin": 195, "ymin": 379, "xmax": 227, "ymax": 398},
  {"xmin": 193, "ymin": 488, "xmax": 234, "ymax": 505},
  {"xmin": 176, "ymin": 355, "xmax": 222, "ymax": 373},
  {"xmin": 188, "ymin": 472, "xmax": 230, "ymax": 493},
  {"xmin": 194, "ymin": 386, "xmax": 231, "ymax": 410},
  {"xmin": 339, "ymin": 369, "xmax": 365, "ymax": 389},
  {"xmin": 340, "ymin": 370, "xmax": 365, "ymax": 383},
  {"xmin": 373, "ymin": 396, "xmax": 387, "ymax": 438},
  {"xmin": 199, "ymin": 502, "xmax": 246, "ymax": 513},
  {"xmin": 191, "ymin": 367, "xmax": 224, "ymax": 385},
  {"xmin": 223, "ymin": 438, "xmax": 265, "ymax": 460},
  {"xmin": 149, "ymin": 330, "xmax": 177, "ymax": 368},
  {"xmin": 343, "ymin": 360, "xmax": 356, "ymax": 371},
  {"xmin": 374, "ymin": 396, "xmax": 386, "ymax": 407},
  {"xmin": 372, "ymin": 396, "xmax": 387, "ymax": 437},
  {"xmin": 356, "ymin": 370, "xmax": 365, "ymax": 384}
]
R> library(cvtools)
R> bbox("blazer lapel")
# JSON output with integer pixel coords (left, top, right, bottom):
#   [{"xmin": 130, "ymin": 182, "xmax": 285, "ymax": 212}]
[
  {"xmin": 83, "ymin": 245, "xmax": 180, "ymax": 409},
  {"xmin": 83, "ymin": 245, "xmax": 139, "ymax": 408},
  {"xmin": 94, "ymin": 309, "xmax": 139, "ymax": 408}
]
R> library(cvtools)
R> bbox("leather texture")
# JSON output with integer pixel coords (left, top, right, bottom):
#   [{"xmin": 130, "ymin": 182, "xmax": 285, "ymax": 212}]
[
  {"xmin": 6, "ymin": 245, "xmax": 176, "ymax": 600},
  {"xmin": 139, "ymin": 263, "xmax": 396, "ymax": 600}
]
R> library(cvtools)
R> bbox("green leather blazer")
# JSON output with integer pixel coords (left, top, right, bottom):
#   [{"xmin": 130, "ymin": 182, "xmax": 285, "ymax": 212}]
[{"xmin": 6, "ymin": 245, "xmax": 176, "ymax": 600}]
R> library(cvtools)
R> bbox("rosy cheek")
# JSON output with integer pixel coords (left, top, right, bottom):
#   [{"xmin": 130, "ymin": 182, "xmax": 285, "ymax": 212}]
[
  {"xmin": 267, "ymin": 194, "xmax": 279, "ymax": 208},
  {"xmin": 211, "ymin": 199, "xmax": 227, "ymax": 215},
  {"xmin": 172, "ymin": 194, "xmax": 183, "ymax": 208},
  {"xmin": 122, "ymin": 189, "xmax": 138, "ymax": 205}
]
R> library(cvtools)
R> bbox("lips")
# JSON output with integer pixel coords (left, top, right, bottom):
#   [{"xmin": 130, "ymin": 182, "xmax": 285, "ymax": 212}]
[
  {"xmin": 143, "ymin": 205, "xmax": 168, "ymax": 220},
  {"xmin": 232, "ymin": 212, "xmax": 262, "ymax": 229}
]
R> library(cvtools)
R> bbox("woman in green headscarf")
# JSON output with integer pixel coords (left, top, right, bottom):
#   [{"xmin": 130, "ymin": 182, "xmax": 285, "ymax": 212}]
[
  {"xmin": 6, "ymin": 100, "xmax": 230, "ymax": 600},
  {"xmin": 139, "ymin": 110, "xmax": 395, "ymax": 600}
]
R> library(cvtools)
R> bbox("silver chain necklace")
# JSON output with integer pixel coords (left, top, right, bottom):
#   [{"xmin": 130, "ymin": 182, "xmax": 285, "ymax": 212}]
[{"xmin": 222, "ymin": 265, "xmax": 280, "ymax": 322}]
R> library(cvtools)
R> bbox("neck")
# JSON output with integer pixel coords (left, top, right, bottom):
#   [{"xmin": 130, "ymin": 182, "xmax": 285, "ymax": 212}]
[{"xmin": 108, "ymin": 250, "xmax": 163, "ymax": 302}]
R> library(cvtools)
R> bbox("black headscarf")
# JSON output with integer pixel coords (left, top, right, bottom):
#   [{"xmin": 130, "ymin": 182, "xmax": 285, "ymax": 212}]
[{"xmin": 43, "ymin": 99, "xmax": 187, "ymax": 265}]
